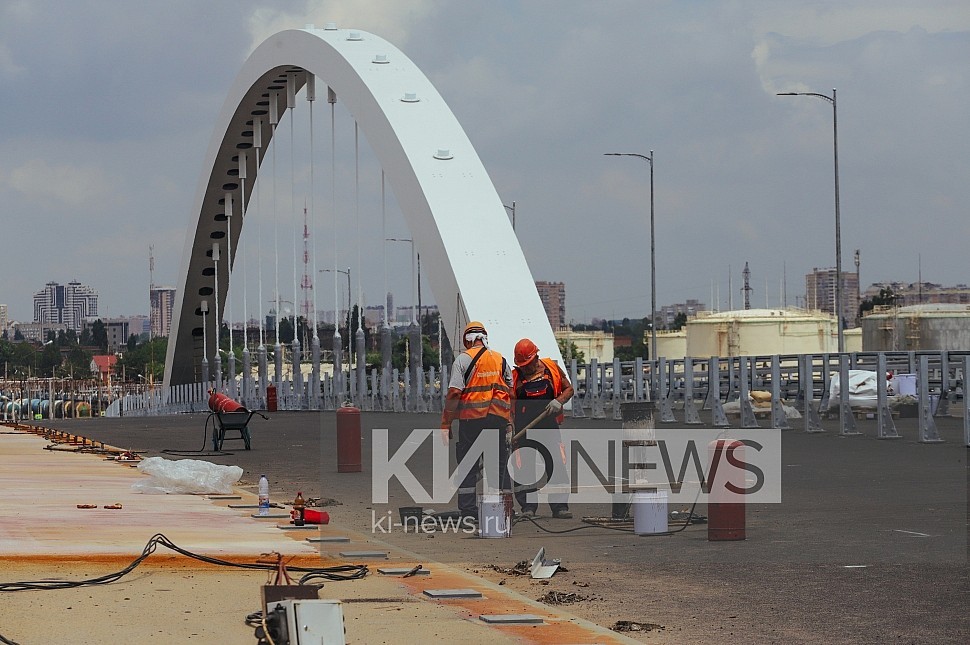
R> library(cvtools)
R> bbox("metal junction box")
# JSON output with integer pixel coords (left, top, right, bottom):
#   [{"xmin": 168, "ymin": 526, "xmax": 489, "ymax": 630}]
[{"xmin": 270, "ymin": 599, "xmax": 345, "ymax": 644}]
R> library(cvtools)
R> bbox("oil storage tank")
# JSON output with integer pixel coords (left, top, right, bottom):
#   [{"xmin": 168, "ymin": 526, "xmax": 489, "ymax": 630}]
[
  {"xmin": 686, "ymin": 308, "xmax": 840, "ymax": 358},
  {"xmin": 861, "ymin": 304, "xmax": 970, "ymax": 351}
]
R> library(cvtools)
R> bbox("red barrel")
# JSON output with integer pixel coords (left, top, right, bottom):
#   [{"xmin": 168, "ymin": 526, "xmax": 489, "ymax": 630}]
[
  {"xmin": 708, "ymin": 439, "xmax": 746, "ymax": 541},
  {"xmin": 336, "ymin": 405, "xmax": 362, "ymax": 473},
  {"xmin": 208, "ymin": 390, "xmax": 246, "ymax": 413},
  {"xmin": 266, "ymin": 384, "xmax": 278, "ymax": 412}
]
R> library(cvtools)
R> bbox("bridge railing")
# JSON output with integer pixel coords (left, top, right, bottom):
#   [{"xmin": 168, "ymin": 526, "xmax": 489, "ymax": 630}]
[{"xmin": 92, "ymin": 350, "xmax": 967, "ymax": 445}]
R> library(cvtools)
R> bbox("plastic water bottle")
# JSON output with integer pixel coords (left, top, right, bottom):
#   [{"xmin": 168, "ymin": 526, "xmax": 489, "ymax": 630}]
[{"xmin": 258, "ymin": 474, "xmax": 270, "ymax": 516}]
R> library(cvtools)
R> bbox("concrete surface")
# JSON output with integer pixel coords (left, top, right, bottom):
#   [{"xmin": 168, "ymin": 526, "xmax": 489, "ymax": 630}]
[
  {"xmin": 8, "ymin": 409, "xmax": 969, "ymax": 644},
  {"xmin": 0, "ymin": 424, "xmax": 637, "ymax": 645}
]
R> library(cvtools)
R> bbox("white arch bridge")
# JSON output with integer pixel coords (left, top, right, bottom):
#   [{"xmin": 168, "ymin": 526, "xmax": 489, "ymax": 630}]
[{"xmin": 156, "ymin": 26, "xmax": 559, "ymax": 412}]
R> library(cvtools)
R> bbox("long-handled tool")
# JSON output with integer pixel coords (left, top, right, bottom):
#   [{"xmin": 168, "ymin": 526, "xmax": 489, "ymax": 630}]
[{"xmin": 511, "ymin": 407, "xmax": 553, "ymax": 445}]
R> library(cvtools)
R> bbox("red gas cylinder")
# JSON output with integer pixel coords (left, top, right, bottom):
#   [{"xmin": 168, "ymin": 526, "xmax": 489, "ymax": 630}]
[
  {"xmin": 708, "ymin": 439, "xmax": 746, "ymax": 541},
  {"xmin": 265, "ymin": 384, "xmax": 278, "ymax": 412},
  {"xmin": 336, "ymin": 405, "xmax": 362, "ymax": 473},
  {"xmin": 208, "ymin": 390, "xmax": 246, "ymax": 413}
]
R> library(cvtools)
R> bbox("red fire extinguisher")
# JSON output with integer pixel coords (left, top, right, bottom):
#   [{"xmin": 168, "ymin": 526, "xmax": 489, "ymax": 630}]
[{"xmin": 266, "ymin": 384, "xmax": 278, "ymax": 412}]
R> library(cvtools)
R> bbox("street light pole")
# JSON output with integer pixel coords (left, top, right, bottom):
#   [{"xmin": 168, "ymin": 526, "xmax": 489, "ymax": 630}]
[
  {"xmin": 318, "ymin": 267, "xmax": 351, "ymax": 332},
  {"xmin": 386, "ymin": 238, "xmax": 417, "ymax": 324},
  {"xmin": 200, "ymin": 300, "xmax": 209, "ymax": 386},
  {"xmin": 503, "ymin": 201, "xmax": 516, "ymax": 231},
  {"xmin": 777, "ymin": 88, "xmax": 844, "ymax": 353},
  {"xmin": 604, "ymin": 151, "xmax": 657, "ymax": 364}
]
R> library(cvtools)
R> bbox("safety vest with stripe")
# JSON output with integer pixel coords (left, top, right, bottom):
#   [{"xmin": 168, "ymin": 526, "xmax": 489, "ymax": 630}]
[
  {"xmin": 458, "ymin": 346, "xmax": 512, "ymax": 421},
  {"xmin": 512, "ymin": 358, "xmax": 565, "ymax": 425}
]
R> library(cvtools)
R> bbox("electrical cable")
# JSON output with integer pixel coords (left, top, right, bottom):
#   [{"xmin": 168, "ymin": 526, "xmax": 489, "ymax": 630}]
[
  {"xmin": 512, "ymin": 514, "xmax": 633, "ymax": 533},
  {"xmin": 161, "ymin": 412, "xmax": 234, "ymax": 456},
  {"xmin": 0, "ymin": 632, "xmax": 21, "ymax": 645},
  {"xmin": 0, "ymin": 533, "xmax": 368, "ymax": 592},
  {"xmin": 511, "ymin": 485, "xmax": 703, "ymax": 537}
]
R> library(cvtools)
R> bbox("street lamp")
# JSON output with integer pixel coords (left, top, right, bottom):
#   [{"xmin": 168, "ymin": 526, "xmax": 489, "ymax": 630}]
[
  {"xmin": 777, "ymin": 88, "xmax": 844, "ymax": 353},
  {"xmin": 211, "ymin": 242, "xmax": 222, "ymax": 351},
  {"xmin": 386, "ymin": 238, "xmax": 418, "ymax": 324},
  {"xmin": 318, "ymin": 268, "xmax": 351, "ymax": 333},
  {"xmin": 503, "ymin": 201, "xmax": 516, "ymax": 231},
  {"xmin": 604, "ymin": 151, "xmax": 656, "ymax": 363},
  {"xmin": 200, "ymin": 300, "xmax": 209, "ymax": 385}
]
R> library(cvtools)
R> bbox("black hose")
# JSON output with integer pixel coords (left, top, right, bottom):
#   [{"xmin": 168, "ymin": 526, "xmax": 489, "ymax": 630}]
[
  {"xmin": 0, "ymin": 533, "xmax": 368, "ymax": 592},
  {"xmin": 161, "ymin": 412, "xmax": 233, "ymax": 456},
  {"xmin": 512, "ymin": 487, "xmax": 702, "ymax": 536}
]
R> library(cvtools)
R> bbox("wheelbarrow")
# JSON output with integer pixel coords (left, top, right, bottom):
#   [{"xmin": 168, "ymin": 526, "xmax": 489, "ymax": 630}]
[{"xmin": 208, "ymin": 409, "xmax": 269, "ymax": 451}]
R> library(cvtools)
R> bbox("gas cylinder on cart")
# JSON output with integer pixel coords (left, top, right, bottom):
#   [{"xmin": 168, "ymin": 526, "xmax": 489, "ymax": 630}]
[
  {"xmin": 707, "ymin": 438, "xmax": 746, "ymax": 541},
  {"xmin": 336, "ymin": 404, "xmax": 362, "ymax": 473},
  {"xmin": 208, "ymin": 390, "xmax": 246, "ymax": 413}
]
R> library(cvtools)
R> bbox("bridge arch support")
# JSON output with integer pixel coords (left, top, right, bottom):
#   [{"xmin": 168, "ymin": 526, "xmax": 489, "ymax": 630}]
[{"xmin": 164, "ymin": 27, "xmax": 560, "ymax": 387}]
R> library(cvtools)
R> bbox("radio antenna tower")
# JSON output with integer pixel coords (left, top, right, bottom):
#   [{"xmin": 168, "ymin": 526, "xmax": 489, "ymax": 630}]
[
  {"xmin": 300, "ymin": 202, "xmax": 314, "ymax": 324},
  {"xmin": 742, "ymin": 261, "xmax": 752, "ymax": 310}
]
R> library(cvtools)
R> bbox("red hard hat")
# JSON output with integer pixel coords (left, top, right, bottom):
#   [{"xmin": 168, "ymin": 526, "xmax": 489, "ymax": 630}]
[{"xmin": 514, "ymin": 338, "xmax": 539, "ymax": 367}]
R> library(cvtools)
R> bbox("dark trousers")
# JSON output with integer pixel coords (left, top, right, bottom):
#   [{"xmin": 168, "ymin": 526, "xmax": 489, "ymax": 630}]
[
  {"xmin": 456, "ymin": 414, "xmax": 510, "ymax": 517},
  {"xmin": 512, "ymin": 433, "xmax": 569, "ymax": 513}
]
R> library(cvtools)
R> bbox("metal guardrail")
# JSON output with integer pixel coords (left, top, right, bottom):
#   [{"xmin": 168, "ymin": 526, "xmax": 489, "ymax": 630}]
[{"xmin": 12, "ymin": 350, "xmax": 967, "ymax": 445}]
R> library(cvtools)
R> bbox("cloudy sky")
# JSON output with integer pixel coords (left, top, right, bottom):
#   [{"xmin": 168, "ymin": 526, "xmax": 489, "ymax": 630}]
[{"xmin": 1, "ymin": 1, "xmax": 967, "ymax": 325}]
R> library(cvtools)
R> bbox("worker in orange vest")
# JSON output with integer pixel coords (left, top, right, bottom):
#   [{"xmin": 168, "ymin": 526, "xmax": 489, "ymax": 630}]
[
  {"xmin": 441, "ymin": 321, "xmax": 513, "ymax": 522},
  {"xmin": 510, "ymin": 338, "xmax": 575, "ymax": 519}
]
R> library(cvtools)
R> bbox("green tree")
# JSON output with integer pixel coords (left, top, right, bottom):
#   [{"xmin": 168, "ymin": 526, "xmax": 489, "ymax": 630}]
[
  {"xmin": 557, "ymin": 338, "xmax": 585, "ymax": 364},
  {"xmin": 859, "ymin": 287, "xmax": 897, "ymax": 318},
  {"xmin": 90, "ymin": 320, "xmax": 108, "ymax": 352},
  {"xmin": 669, "ymin": 312, "xmax": 688, "ymax": 331},
  {"xmin": 278, "ymin": 317, "xmax": 294, "ymax": 344},
  {"xmin": 65, "ymin": 345, "xmax": 92, "ymax": 378},
  {"xmin": 39, "ymin": 342, "xmax": 62, "ymax": 377},
  {"xmin": 391, "ymin": 333, "xmax": 439, "ymax": 371},
  {"xmin": 117, "ymin": 337, "xmax": 168, "ymax": 382}
]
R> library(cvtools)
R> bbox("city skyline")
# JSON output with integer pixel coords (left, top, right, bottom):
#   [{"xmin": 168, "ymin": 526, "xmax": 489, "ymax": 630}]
[
  {"xmin": 0, "ymin": 3, "xmax": 967, "ymax": 324},
  {"xmin": 8, "ymin": 271, "xmax": 968, "ymax": 338}
]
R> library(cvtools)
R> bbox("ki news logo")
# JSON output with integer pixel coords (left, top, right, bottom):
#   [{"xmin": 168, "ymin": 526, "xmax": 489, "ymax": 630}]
[
  {"xmin": 370, "ymin": 428, "xmax": 781, "ymax": 516},
  {"xmin": 370, "ymin": 509, "xmax": 479, "ymax": 535}
]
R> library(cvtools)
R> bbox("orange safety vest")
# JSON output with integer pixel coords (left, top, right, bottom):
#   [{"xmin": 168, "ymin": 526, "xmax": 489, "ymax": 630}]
[
  {"xmin": 458, "ymin": 346, "xmax": 512, "ymax": 421},
  {"xmin": 512, "ymin": 357, "xmax": 565, "ymax": 425}
]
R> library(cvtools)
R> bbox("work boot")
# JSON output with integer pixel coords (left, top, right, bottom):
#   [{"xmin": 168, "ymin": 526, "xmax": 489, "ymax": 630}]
[
  {"xmin": 551, "ymin": 509, "xmax": 572, "ymax": 519},
  {"xmin": 517, "ymin": 508, "xmax": 537, "ymax": 518}
]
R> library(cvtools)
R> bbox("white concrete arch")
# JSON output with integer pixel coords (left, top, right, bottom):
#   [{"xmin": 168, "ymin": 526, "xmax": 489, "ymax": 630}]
[{"xmin": 164, "ymin": 27, "xmax": 560, "ymax": 387}]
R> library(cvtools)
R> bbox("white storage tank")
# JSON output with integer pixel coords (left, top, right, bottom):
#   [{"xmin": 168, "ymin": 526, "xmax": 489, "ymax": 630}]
[
  {"xmin": 685, "ymin": 308, "xmax": 841, "ymax": 358},
  {"xmin": 861, "ymin": 304, "xmax": 970, "ymax": 351}
]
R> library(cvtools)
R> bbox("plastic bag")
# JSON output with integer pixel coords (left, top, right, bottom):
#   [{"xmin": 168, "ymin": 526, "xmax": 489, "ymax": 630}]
[{"xmin": 132, "ymin": 456, "xmax": 243, "ymax": 495}]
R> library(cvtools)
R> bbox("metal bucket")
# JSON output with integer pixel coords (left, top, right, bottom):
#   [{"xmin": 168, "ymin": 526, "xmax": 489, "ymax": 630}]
[{"xmin": 478, "ymin": 493, "xmax": 511, "ymax": 538}]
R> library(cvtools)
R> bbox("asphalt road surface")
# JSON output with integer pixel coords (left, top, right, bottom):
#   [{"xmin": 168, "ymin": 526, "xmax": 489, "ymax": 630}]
[{"xmin": 30, "ymin": 409, "xmax": 969, "ymax": 644}]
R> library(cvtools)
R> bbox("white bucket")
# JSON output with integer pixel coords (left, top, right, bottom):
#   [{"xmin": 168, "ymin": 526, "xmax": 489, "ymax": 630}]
[
  {"xmin": 478, "ymin": 494, "xmax": 511, "ymax": 538},
  {"xmin": 632, "ymin": 490, "xmax": 668, "ymax": 535},
  {"xmin": 896, "ymin": 374, "xmax": 917, "ymax": 397}
]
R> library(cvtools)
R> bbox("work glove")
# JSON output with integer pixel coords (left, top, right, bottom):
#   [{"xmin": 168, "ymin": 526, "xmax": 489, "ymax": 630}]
[{"xmin": 544, "ymin": 399, "xmax": 563, "ymax": 416}]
